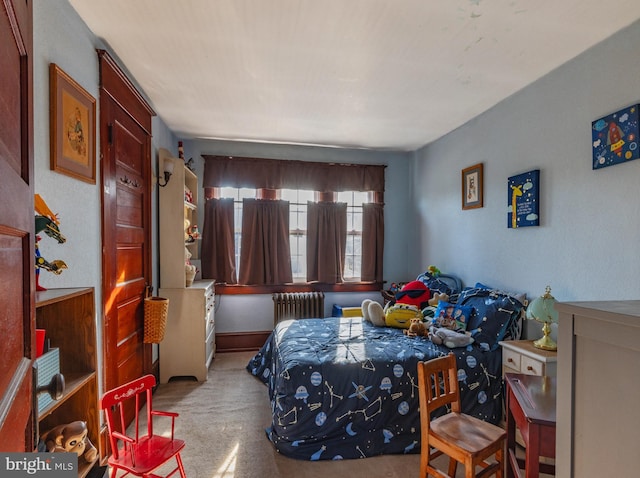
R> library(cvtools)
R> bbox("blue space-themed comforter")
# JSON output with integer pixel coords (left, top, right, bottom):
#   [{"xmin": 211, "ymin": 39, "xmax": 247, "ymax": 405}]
[{"xmin": 247, "ymin": 317, "xmax": 503, "ymax": 461}]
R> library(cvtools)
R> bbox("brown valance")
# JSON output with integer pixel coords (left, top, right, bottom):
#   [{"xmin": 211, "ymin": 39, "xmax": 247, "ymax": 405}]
[{"xmin": 202, "ymin": 155, "xmax": 386, "ymax": 193}]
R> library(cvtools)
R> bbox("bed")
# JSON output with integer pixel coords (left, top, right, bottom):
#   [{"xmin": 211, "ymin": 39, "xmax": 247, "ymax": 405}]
[{"xmin": 247, "ymin": 285, "xmax": 524, "ymax": 461}]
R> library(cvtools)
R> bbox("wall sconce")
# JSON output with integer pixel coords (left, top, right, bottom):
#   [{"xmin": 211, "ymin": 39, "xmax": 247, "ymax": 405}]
[{"xmin": 158, "ymin": 158, "xmax": 175, "ymax": 187}]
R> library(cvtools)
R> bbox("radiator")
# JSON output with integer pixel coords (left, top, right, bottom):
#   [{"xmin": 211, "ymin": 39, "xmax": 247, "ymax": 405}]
[{"xmin": 273, "ymin": 292, "xmax": 325, "ymax": 326}]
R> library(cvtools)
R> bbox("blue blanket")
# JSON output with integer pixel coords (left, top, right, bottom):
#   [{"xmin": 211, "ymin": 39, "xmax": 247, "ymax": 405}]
[{"xmin": 247, "ymin": 317, "xmax": 503, "ymax": 460}]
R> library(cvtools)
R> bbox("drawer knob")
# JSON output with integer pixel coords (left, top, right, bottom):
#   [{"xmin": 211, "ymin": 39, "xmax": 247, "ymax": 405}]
[
  {"xmin": 526, "ymin": 366, "xmax": 534, "ymax": 371},
  {"xmin": 507, "ymin": 358, "xmax": 514, "ymax": 363}
]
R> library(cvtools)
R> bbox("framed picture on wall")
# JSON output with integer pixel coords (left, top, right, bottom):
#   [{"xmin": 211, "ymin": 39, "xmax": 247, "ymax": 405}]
[
  {"xmin": 507, "ymin": 169, "xmax": 539, "ymax": 228},
  {"xmin": 462, "ymin": 163, "xmax": 483, "ymax": 210},
  {"xmin": 49, "ymin": 63, "xmax": 96, "ymax": 184},
  {"xmin": 592, "ymin": 104, "xmax": 640, "ymax": 170}
]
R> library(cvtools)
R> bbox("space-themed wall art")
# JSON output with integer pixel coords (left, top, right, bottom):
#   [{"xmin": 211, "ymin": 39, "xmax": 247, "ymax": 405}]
[
  {"xmin": 507, "ymin": 169, "xmax": 539, "ymax": 228},
  {"xmin": 592, "ymin": 104, "xmax": 639, "ymax": 170}
]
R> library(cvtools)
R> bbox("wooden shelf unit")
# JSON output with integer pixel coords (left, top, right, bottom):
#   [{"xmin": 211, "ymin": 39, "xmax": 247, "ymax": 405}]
[
  {"xmin": 35, "ymin": 287, "xmax": 99, "ymax": 478},
  {"xmin": 158, "ymin": 148, "xmax": 215, "ymax": 383}
]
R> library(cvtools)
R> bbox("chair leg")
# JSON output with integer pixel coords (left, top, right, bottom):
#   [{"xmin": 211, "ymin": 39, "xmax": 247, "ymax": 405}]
[
  {"xmin": 176, "ymin": 453, "xmax": 186, "ymax": 478},
  {"xmin": 495, "ymin": 445, "xmax": 504, "ymax": 478},
  {"xmin": 448, "ymin": 457, "xmax": 458, "ymax": 477}
]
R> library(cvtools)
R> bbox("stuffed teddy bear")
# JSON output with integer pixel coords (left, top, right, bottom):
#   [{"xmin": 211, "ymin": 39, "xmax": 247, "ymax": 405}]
[
  {"xmin": 429, "ymin": 326, "xmax": 474, "ymax": 349},
  {"xmin": 40, "ymin": 420, "xmax": 97, "ymax": 463},
  {"xmin": 403, "ymin": 317, "xmax": 427, "ymax": 337}
]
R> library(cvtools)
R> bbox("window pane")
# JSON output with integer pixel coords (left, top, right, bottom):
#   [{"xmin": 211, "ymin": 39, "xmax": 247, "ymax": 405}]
[
  {"xmin": 298, "ymin": 190, "xmax": 314, "ymax": 202},
  {"xmin": 352, "ymin": 210, "xmax": 362, "ymax": 231},
  {"xmin": 280, "ymin": 189, "xmax": 297, "ymax": 202},
  {"xmin": 238, "ymin": 188, "xmax": 256, "ymax": 200},
  {"xmin": 219, "ymin": 187, "xmax": 236, "ymax": 199},
  {"xmin": 353, "ymin": 191, "xmax": 369, "ymax": 205},
  {"xmin": 336, "ymin": 191, "xmax": 351, "ymax": 203}
]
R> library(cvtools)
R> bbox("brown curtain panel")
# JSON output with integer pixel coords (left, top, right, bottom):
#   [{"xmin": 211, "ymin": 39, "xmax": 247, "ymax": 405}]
[
  {"xmin": 201, "ymin": 198, "xmax": 237, "ymax": 284},
  {"xmin": 307, "ymin": 201, "xmax": 347, "ymax": 283},
  {"xmin": 203, "ymin": 155, "xmax": 385, "ymax": 193},
  {"xmin": 361, "ymin": 202, "xmax": 384, "ymax": 282},
  {"xmin": 239, "ymin": 199, "xmax": 292, "ymax": 285}
]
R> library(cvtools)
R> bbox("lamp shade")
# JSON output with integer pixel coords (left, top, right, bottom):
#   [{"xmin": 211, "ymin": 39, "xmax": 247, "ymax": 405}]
[
  {"xmin": 526, "ymin": 285, "xmax": 558, "ymax": 350},
  {"xmin": 526, "ymin": 286, "xmax": 559, "ymax": 324},
  {"xmin": 163, "ymin": 158, "xmax": 175, "ymax": 175}
]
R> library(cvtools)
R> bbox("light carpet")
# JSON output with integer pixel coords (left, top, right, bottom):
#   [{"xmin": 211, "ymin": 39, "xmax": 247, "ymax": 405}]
[{"xmin": 142, "ymin": 351, "xmax": 548, "ymax": 478}]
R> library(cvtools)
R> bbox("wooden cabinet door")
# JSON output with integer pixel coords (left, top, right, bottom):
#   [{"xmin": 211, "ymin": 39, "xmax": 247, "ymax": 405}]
[{"xmin": 0, "ymin": 0, "xmax": 35, "ymax": 451}]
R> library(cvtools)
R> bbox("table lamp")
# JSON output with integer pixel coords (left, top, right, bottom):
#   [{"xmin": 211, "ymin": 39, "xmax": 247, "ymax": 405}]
[{"xmin": 526, "ymin": 285, "xmax": 558, "ymax": 351}]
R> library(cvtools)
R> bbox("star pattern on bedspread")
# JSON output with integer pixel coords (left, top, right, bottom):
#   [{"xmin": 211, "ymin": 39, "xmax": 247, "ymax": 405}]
[{"xmin": 349, "ymin": 382, "xmax": 373, "ymax": 401}]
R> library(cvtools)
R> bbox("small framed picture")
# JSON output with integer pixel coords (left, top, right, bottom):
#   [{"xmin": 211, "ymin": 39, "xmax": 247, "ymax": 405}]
[
  {"xmin": 49, "ymin": 63, "xmax": 96, "ymax": 184},
  {"xmin": 462, "ymin": 163, "xmax": 483, "ymax": 210}
]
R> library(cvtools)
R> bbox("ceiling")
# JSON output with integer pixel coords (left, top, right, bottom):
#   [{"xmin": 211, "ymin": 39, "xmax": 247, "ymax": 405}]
[{"xmin": 69, "ymin": 0, "xmax": 640, "ymax": 151}]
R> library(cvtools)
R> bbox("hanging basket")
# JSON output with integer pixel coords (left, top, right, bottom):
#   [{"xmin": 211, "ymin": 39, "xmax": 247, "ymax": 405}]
[{"xmin": 144, "ymin": 297, "xmax": 169, "ymax": 343}]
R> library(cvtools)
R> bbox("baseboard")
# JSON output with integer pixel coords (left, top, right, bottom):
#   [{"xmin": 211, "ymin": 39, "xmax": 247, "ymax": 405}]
[{"xmin": 215, "ymin": 331, "xmax": 270, "ymax": 352}]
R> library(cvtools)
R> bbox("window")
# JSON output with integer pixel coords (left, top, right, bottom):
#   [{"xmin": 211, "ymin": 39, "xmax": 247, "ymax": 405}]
[
  {"xmin": 281, "ymin": 189, "xmax": 314, "ymax": 280},
  {"xmin": 208, "ymin": 187, "xmax": 368, "ymax": 282},
  {"xmin": 201, "ymin": 155, "xmax": 385, "ymax": 288},
  {"xmin": 217, "ymin": 187, "xmax": 256, "ymax": 276},
  {"xmin": 338, "ymin": 191, "xmax": 370, "ymax": 280}
]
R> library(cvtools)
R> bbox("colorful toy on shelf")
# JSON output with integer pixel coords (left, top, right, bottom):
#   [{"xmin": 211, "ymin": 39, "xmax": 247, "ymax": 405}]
[
  {"xmin": 34, "ymin": 194, "xmax": 67, "ymax": 291},
  {"xmin": 40, "ymin": 420, "xmax": 97, "ymax": 463}
]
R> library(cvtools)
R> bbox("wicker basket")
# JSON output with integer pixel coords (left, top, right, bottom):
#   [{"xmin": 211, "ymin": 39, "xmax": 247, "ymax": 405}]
[{"xmin": 144, "ymin": 297, "xmax": 169, "ymax": 343}]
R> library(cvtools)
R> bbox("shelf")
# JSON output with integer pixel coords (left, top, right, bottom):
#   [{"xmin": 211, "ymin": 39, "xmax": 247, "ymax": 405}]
[
  {"xmin": 184, "ymin": 201, "xmax": 196, "ymax": 210},
  {"xmin": 37, "ymin": 372, "xmax": 96, "ymax": 420},
  {"xmin": 35, "ymin": 287, "xmax": 99, "ymax": 477}
]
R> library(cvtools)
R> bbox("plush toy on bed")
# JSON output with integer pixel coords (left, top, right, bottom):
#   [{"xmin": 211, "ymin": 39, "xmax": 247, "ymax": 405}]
[
  {"xmin": 404, "ymin": 317, "xmax": 427, "ymax": 337},
  {"xmin": 429, "ymin": 326, "xmax": 474, "ymax": 348},
  {"xmin": 361, "ymin": 299, "xmax": 387, "ymax": 327},
  {"xmin": 395, "ymin": 280, "xmax": 431, "ymax": 309},
  {"xmin": 428, "ymin": 292, "xmax": 449, "ymax": 307}
]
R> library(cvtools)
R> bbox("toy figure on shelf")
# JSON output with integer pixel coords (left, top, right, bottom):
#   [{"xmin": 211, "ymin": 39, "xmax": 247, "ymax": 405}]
[
  {"xmin": 40, "ymin": 420, "xmax": 97, "ymax": 463},
  {"xmin": 34, "ymin": 194, "xmax": 67, "ymax": 291}
]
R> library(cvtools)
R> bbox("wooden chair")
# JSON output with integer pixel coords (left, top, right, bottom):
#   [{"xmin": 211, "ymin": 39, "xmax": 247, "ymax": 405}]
[
  {"xmin": 101, "ymin": 374, "xmax": 186, "ymax": 478},
  {"xmin": 417, "ymin": 354, "xmax": 505, "ymax": 478}
]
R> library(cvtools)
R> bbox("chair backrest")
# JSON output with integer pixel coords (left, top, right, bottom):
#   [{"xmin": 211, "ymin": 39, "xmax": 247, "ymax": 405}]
[
  {"xmin": 417, "ymin": 353, "xmax": 461, "ymax": 420},
  {"xmin": 101, "ymin": 374, "xmax": 156, "ymax": 459}
]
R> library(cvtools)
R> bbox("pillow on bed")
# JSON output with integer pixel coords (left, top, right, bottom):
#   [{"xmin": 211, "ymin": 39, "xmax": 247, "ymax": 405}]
[
  {"xmin": 457, "ymin": 288, "xmax": 525, "ymax": 351},
  {"xmin": 432, "ymin": 301, "xmax": 472, "ymax": 332}
]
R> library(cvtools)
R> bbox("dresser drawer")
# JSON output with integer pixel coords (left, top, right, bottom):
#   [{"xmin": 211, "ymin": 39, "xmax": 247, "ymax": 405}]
[
  {"xmin": 521, "ymin": 355, "xmax": 545, "ymax": 376},
  {"xmin": 504, "ymin": 348, "xmax": 521, "ymax": 372}
]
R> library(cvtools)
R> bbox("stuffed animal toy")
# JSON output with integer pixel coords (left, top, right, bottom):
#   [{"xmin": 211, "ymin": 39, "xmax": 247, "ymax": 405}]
[
  {"xmin": 427, "ymin": 265, "xmax": 441, "ymax": 277},
  {"xmin": 428, "ymin": 292, "xmax": 449, "ymax": 307},
  {"xmin": 404, "ymin": 317, "xmax": 427, "ymax": 337},
  {"xmin": 361, "ymin": 299, "xmax": 386, "ymax": 327},
  {"xmin": 395, "ymin": 280, "xmax": 431, "ymax": 310},
  {"xmin": 385, "ymin": 302, "xmax": 423, "ymax": 328},
  {"xmin": 429, "ymin": 326, "xmax": 474, "ymax": 349},
  {"xmin": 41, "ymin": 420, "xmax": 97, "ymax": 463}
]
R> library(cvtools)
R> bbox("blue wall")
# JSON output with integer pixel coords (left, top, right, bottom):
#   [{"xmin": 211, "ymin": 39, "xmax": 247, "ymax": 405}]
[
  {"xmin": 411, "ymin": 19, "xmax": 640, "ymax": 338},
  {"xmin": 33, "ymin": 0, "xmax": 178, "ymax": 366}
]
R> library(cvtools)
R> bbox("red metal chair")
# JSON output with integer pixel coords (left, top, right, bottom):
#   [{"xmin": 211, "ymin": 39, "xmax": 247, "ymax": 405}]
[{"xmin": 101, "ymin": 374, "xmax": 186, "ymax": 478}]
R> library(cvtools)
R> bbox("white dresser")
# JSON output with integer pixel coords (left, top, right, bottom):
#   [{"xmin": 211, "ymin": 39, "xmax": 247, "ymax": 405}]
[{"xmin": 159, "ymin": 280, "xmax": 215, "ymax": 383}]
